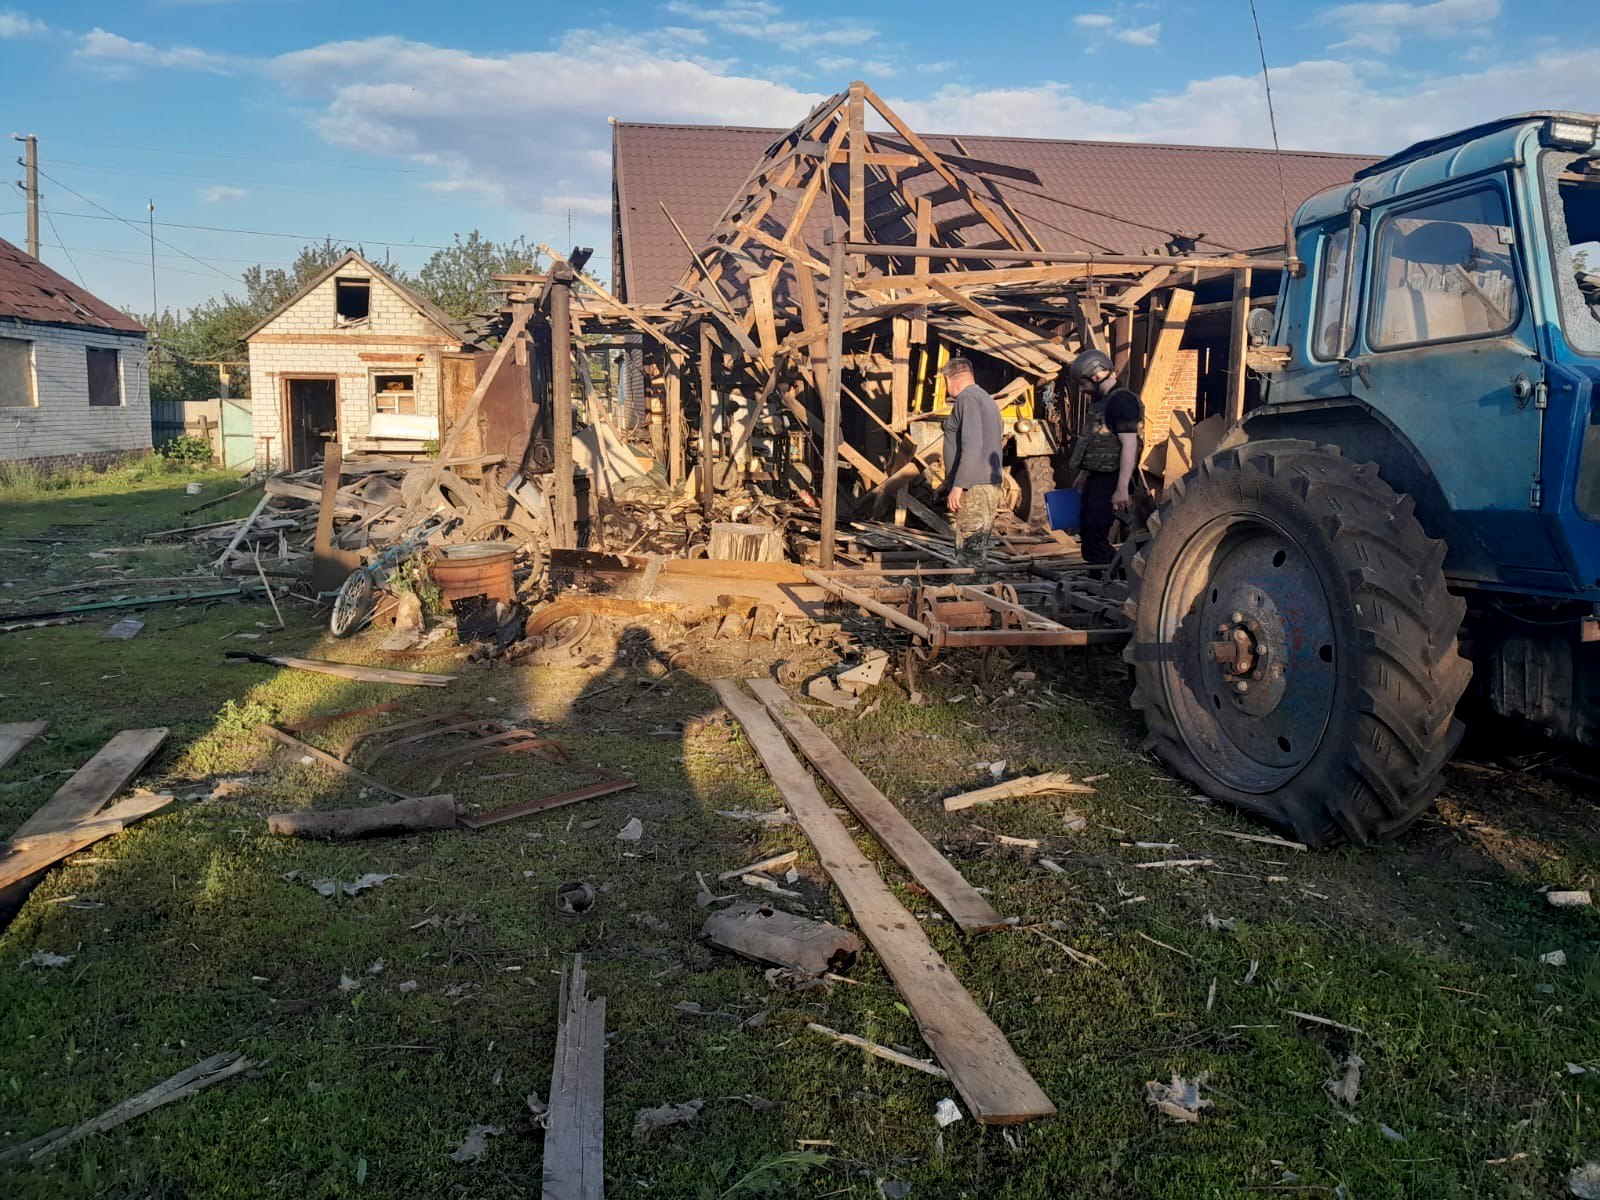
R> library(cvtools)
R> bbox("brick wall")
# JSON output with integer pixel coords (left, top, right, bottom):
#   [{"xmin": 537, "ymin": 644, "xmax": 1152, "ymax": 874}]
[
  {"xmin": 0, "ymin": 320, "xmax": 152, "ymax": 465},
  {"xmin": 1147, "ymin": 348, "xmax": 1200, "ymax": 442},
  {"xmin": 246, "ymin": 270, "xmax": 459, "ymax": 470}
]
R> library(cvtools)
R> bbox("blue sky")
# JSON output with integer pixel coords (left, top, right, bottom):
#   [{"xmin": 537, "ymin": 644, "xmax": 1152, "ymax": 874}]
[{"xmin": 1, "ymin": 0, "xmax": 1595, "ymax": 313}]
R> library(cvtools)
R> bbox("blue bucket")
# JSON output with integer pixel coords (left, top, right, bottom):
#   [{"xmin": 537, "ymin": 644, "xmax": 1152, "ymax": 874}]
[{"xmin": 1045, "ymin": 488, "xmax": 1080, "ymax": 532}]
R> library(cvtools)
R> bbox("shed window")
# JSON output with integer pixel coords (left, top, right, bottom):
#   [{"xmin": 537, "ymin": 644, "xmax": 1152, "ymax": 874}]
[
  {"xmin": 1369, "ymin": 187, "xmax": 1521, "ymax": 349},
  {"xmin": 87, "ymin": 347, "xmax": 122, "ymax": 407},
  {"xmin": 0, "ymin": 336, "xmax": 36, "ymax": 407},
  {"xmin": 373, "ymin": 372, "xmax": 416, "ymax": 415},
  {"xmin": 336, "ymin": 277, "xmax": 371, "ymax": 324}
]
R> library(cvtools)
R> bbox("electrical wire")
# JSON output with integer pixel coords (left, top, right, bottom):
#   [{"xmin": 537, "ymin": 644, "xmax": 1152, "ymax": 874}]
[
  {"xmin": 36, "ymin": 167, "xmax": 243, "ymax": 284},
  {"xmin": 1247, "ymin": 0, "xmax": 1295, "ymax": 265},
  {"xmin": 38, "ymin": 203, "xmax": 86, "ymax": 288}
]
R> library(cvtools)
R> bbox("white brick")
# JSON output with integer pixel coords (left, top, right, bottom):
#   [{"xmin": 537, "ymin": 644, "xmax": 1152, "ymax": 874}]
[{"xmin": 0, "ymin": 320, "xmax": 152, "ymax": 463}]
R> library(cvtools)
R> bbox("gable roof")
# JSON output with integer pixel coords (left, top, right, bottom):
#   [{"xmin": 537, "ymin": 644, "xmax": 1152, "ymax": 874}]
[
  {"xmin": 612, "ymin": 122, "xmax": 1380, "ymax": 306},
  {"xmin": 0, "ymin": 237, "xmax": 145, "ymax": 335},
  {"xmin": 242, "ymin": 250, "xmax": 462, "ymax": 343}
]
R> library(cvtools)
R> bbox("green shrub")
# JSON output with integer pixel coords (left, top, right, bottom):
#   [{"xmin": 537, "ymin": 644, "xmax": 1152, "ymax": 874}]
[{"xmin": 161, "ymin": 435, "xmax": 216, "ymax": 468}]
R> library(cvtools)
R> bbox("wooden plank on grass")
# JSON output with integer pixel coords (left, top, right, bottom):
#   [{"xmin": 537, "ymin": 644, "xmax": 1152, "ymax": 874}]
[
  {"xmin": 746, "ymin": 678, "xmax": 1006, "ymax": 936},
  {"xmin": 13, "ymin": 728, "xmax": 167, "ymax": 839},
  {"xmin": 225, "ymin": 651, "xmax": 454, "ymax": 687},
  {"xmin": 714, "ymin": 680, "xmax": 1054, "ymax": 1124},
  {"xmin": 541, "ymin": 955, "xmax": 605, "ymax": 1200},
  {"xmin": 0, "ymin": 721, "xmax": 48, "ymax": 770},
  {"xmin": 1, "ymin": 793, "xmax": 175, "ymax": 891}
]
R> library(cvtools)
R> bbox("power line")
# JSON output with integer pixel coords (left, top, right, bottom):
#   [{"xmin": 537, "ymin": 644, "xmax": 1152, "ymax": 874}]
[
  {"xmin": 51, "ymin": 140, "xmax": 427, "ymax": 175},
  {"xmin": 37, "ymin": 242, "xmax": 246, "ymax": 282},
  {"xmin": 38, "ymin": 203, "xmax": 86, "ymax": 288},
  {"xmin": 36, "ymin": 167, "xmax": 242, "ymax": 284},
  {"xmin": 44, "ymin": 157, "xmax": 468, "ymax": 204}
]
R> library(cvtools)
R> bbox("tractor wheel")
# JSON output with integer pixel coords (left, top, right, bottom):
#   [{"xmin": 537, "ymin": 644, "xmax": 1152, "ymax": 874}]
[
  {"xmin": 1010, "ymin": 456, "xmax": 1055, "ymax": 526},
  {"xmin": 1127, "ymin": 439, "xmax": 1471, "ymax": 847}
]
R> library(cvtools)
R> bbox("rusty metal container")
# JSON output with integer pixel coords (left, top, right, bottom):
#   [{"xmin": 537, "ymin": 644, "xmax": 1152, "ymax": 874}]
[{"xmin": 430, "ymin": 543, "xmax": 515, "ymax": 604}]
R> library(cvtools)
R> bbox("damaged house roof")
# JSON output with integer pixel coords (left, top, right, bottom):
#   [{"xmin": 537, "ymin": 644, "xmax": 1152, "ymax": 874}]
[
  {"xmin": 611, "ymin": 122, "xmax": 1378, "ymax": 306},
  {"xmin": 0, "ymin": 237, "xmax": 145, "ymax": 336}
]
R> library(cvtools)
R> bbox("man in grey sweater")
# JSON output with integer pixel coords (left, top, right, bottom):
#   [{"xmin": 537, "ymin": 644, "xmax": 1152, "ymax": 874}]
[{"xmin": 940, "ymin": 356, "xmax": 1004, "ymax": 564}]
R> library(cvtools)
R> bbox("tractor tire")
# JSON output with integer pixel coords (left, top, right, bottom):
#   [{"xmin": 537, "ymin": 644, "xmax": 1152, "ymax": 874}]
[
  {"xmin": 1011, "ymin": 455, "xmax": 1056, "ymax": 526},
  {"xmin": 1126, "ymin": 439, "xmax": 1471, "ymax": 847}
]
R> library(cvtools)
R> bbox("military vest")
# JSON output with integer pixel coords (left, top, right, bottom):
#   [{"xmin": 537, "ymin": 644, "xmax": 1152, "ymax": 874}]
[{"xmin": 1070, "ymin": 389, "xmax": 1142, "ymax": 475}]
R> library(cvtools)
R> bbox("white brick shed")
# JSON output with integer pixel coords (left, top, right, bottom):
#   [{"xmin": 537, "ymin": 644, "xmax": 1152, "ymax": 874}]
[
  {"xmin": 244, "ymin": 252, "xmax": 465, "ymax": 472},
  {"xmin": 0, "ymin": 237, "xmax": 152, "ymax": 471}
]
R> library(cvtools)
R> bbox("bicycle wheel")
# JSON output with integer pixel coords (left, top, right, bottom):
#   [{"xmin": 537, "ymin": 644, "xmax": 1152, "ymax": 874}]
[{"xmin": 329, "ymin": 569, "xmax": 376, "ymax": 638}]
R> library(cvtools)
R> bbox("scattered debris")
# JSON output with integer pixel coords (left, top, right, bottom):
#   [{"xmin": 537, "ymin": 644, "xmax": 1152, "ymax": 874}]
[
  {"xmin": 702, "ymin": 903, "xmax": 861, "ymax": 976},
  {"xmin": 1378, "ymin": 1122, "xmax": 1405, "ymax": 1142},
  {"xmin": 837, "ymin": 649, "xmax": 889, "ymax": 694},
  {"xmin": 804, "ymin": 675, "xmax": 860, "ymax": 710},
  {"xmin": 1540, "ymin": 949, "xmax": 1568, "ymax": 967},
  {"xmin": 1285, "ymin": 1010, "xmax": 1366, "ymax": 1036},
  {"xmin": 1325, "ymin": 1053, "xmax": 1364, "ymax": 1106},
  {"xmin": 1145, "ymin": 1072, "xmax": 1212, "ymax": 1123},
  {"xmin": 633, "ymin": 1099, "xmax": 703, "ymax": 1142},
  {"xmin": 338, "ymin": 973, "xmax": 362, "ymax": 993},
  {"xmin": 717, "ymin": 851, "xmax": 798, "ymax": 882},
  {"xmin": 933, "ymin": 1098, "xmax": 963, "ymax": 1127},
  {"xmin": 25, "ymin": 949, "xmax": 73, "ymax": 968},
  {"xmin": 101, "ymin": 616, "xmax": 144, "ymax": 640},
  {"xmin": 1208, "ymin": 828, "xmax": 1308, "ymax": 851},
  {"xmin": 1203, "ymin": 912, "xmax": 1237, "ymax": 932},
  {"xmin": 377, "ymin": 591, "xmax": 425, "ymax": 652},
  {"xmin": 942, "ymin": 771, "xmax": 1093, "ymax": 813},
  {"xmin": 740, "ymin": 872, "xmax": 801, "ymax": 897},
  {"xmin": 716, "ymin": 808, "xmax": 792, "ymax": 826},
  {"xmin": 807, "ymin": 1022, "xmax": 948, "ymax": 1079},
  {"xmin": 398, "ymin": 980, "xmax": 419, "ymax": 993},
  {"xmin": 4, "ymin": 1051, "xmax": 253, "ymax": 1164},
  {"xmin": 556, "ymin": 881, "xmax": 597, "ymax": 916},
  {"xmin": 1137, "ymin": 858, "xmax": 1215, "ymax": 871},
  {"xmin": 447, "ymin": 1123, "xmax": 504, "ymax": 1163},
  {"xmin": 1570, "ymin": 1163, "xmax": 1600, "ymax": 1199},
  {"xmin": 615, "ymin": 817, "xmax": 644, "ymax": 842},
  {"xmin": 226, "ymin": 650, "xmax": 455, "ymax": 687},
  {"xmin": 285, "ymin": 871, "xmax": 398, "ymax": 899},
  {"xmin": 1547, "ymin": 890, "xmax": 1593, "ymax": 908}
]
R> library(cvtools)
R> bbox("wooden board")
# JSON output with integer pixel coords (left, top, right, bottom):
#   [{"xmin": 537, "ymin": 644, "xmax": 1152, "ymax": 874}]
[
  {"xmin": 1, "ymin": 793, "xmax": 174, "ymax": 891},
  {"xmin": 541, "ymin": 956, "xmax": 605, "ymax": 1200},
  {"xmin": 0, "ymin": 721, "xmax": 47, "ymax": 771},
  {"xmin": 747, "ymin": 679, "xmax": 1006, "ymax": 936},
  {"xmin": 12, "ymin": 729, "xmax": 168, "ymax": 839},
  {"xmin": 713, "ymin": 680, "xmax": 1054, "ymax": 1124},
  {"xmin": 227, "ymin": 653, "xmax": 454, "ymax": 687}
]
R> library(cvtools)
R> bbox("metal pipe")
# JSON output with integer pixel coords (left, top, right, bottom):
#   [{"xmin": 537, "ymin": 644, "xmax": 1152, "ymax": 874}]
[{"xmin": 804, "ymin": 569, "xmax": 932, "ymax": 639}]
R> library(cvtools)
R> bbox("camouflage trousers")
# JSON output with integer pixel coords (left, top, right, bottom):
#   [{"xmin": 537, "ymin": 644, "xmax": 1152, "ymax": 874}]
[{"xmin": 951, "ymin": 483, "xmax": 1003, "ymax": 565}]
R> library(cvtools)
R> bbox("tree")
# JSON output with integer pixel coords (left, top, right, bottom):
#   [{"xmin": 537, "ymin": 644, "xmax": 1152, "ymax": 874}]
[{"xmin": 414, "ymin": 231, "xmax": 541, "ymax": 321}]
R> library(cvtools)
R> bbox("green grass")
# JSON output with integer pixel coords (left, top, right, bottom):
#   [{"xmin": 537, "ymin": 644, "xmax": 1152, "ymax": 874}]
[{"xmin": 0, "ymin": 477, "xmax": 1596, "ymax": 1198}]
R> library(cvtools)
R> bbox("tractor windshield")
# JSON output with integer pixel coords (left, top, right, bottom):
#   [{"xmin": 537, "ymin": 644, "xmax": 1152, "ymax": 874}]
[{"xmin": 1546, "ymin": 151, "xmax": 1600, "ymax": 355}]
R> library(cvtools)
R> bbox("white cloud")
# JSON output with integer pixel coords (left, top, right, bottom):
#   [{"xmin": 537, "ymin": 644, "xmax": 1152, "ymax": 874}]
[
  {"xmin": 1324, "ymin": 0, "xmax": 1499, "ymax": 54},
  {"xmin": 266, "ymin": 35, "xmax": 820, "ymax": 229},
  {"xmin": 0, "ymin": 9, "xmax": 45, "ymax": 37},
  {"xmin": 201, "ymin": 185, "xmax": 247, "ymax": 203},
  {"xmin": 75, "ymin": 28, "xmax": 236, "ymax": 74},
  {"xmin": 1111, "ymin": 22, "xmax": 1160, "ymax": 47},
  {"xmin": 1073, "ymin": 13, "xmax": 1115, "ymax": 27},
  {"xmin": 662, "ymin": 0, "xmax": 874, "ymax": 49}
]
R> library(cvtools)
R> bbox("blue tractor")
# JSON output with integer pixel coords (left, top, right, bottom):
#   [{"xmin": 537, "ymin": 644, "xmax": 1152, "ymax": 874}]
[{"xmin": 1128, "ymin": 112, "xmax": 1600, "ymax": 847}]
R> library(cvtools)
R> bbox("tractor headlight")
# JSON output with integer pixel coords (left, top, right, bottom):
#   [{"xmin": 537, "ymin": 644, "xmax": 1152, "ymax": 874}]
[
  {"xmin": 1014, "ymin": 419, "xmax": 1034, "ymax": 434},
  {"xmin": 1543, "ymin": 118, "xmax": 1598, "ymax": 150}
]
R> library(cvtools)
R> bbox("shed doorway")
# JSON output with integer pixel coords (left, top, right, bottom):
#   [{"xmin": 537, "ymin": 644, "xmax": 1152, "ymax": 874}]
[{"xmin": 283, "ymin": 377, "xmax": 337, "ymax": 471}]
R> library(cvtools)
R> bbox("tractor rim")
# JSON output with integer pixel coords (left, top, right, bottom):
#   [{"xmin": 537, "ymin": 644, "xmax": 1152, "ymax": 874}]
[{"xmin": 1156, "ymin": 511, "xmax": 1338, "ymax": 793}]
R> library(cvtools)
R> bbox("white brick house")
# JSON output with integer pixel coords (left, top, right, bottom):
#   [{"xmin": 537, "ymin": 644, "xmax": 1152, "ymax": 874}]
[
  {"xmin": 244, "ymin": 251, "xmax": 464, "ymax": 472},
  {"xmin": 0, "ymin": 237, "xmax": 152, "ymax": 470}
]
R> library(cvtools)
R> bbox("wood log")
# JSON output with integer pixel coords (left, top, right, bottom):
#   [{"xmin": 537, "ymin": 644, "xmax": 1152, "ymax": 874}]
[{"xmin": 267, "ymin": 795, "xmax": 459, "ymax": 839}]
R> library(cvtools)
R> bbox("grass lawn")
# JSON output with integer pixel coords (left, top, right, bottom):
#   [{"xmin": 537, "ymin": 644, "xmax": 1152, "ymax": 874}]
[{"xmin": 1, "ymin": 469, "xmax": 1596, "ymax": 1199}]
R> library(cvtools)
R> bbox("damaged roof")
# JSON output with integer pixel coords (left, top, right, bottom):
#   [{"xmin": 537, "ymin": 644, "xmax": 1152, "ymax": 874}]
[
  {"xmin": 0, "ymin": 237, "xmax": 145, "ymax": 336},
  {"xmin": 612, "ymin": 122, "xmax": 1378, "ymax": 305}
]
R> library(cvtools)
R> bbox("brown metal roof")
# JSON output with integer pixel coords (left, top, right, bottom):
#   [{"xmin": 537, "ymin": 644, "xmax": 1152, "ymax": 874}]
[
  {"xmin": 612, "ymin": 122, "xmax": 1379, "ymax": 305},
  {"xmin": 0, "ymin": 237, "xmax": 145, "ymax": 335}
]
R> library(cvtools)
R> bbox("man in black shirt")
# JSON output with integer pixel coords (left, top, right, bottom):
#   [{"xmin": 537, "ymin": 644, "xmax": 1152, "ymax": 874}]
[{"xmin": 1066, "ymin": 349, "xmax": 1142, "ymax": 565}]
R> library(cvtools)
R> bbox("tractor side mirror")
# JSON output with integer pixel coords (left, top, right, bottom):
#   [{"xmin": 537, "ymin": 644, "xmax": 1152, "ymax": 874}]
[{"xmin": 1246, "ymin": 307, "xmax": 1275, "ymax": 347}]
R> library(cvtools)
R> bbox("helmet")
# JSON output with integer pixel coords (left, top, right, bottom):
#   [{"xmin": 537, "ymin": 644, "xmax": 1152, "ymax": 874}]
[{"xmin": 1067, "ymin": 348, "xmax": 1114, "ymax": 387}]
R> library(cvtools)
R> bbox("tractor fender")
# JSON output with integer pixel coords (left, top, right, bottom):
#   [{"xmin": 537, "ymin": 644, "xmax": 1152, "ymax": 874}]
[{"xmin": 1221, "ymin": 399, "xmax": 1500, "ymax": 583}]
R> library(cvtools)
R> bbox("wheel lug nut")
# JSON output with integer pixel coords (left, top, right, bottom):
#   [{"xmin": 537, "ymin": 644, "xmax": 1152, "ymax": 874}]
[
  {"xmin": 1235, "ymin": 680, "xmax": 1250, "ymax": 694},
  {"xmin": 1230, "ymin": 611, "xmax": 1244, "ymax": 624}
]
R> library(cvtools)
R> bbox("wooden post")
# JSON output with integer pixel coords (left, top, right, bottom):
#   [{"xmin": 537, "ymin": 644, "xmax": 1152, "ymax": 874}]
[
  {"xmin": 847, "ymin": 83, "xmax": 866, "ymax": 251},
  {"xmin": 911, "ymin": 198, "xmax": 932, "ymax": 344},
  {"xmin": 699, "ymin": 322, "xmax": 715, "ymax": 516},
  {"xmin": 1225, "ymin": 268, "xmax": 1252, "ymax": 424},
  {"xmin": 549, "ymin": 266, "xmax": 577, "ymax": 550},
  {"xmin": 666, "ymin": 352, "xmax": 684, "ymax": 488},
  {"xmin": 890, "ymin": 317, "xmax": 910, "ymax": 432},
  {"xmin": 820, "ymin": 238, "xmax": 846, "ymax": 569},
  {"xmin": 1111, "ymin": 311, "xmax": 1134, "ymax": 376}
]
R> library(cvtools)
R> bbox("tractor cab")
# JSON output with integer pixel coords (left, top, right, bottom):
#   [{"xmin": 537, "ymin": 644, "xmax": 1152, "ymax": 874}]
[{"xmin": 1260, "ymin": 113, "xmax": 1600, "ymax": 600}]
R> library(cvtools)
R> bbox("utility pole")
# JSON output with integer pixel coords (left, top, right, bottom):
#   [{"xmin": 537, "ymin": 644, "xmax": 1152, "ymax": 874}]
[
  {"xmin": 11, "ymin": 133, "xmax": 38, "ymax": 259},
  {"xmin": 148, "ymin": 199, "xmax": 158, "ymax": 366}
]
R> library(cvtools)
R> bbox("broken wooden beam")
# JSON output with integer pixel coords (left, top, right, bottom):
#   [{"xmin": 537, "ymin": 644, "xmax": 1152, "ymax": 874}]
[
  {"xmin": 807, "ymin": 1022, "xmax": 947, "ymax": 1078},
  {"xmin": 225, "ymin": 651, "xmax": 455, "ymax": 687},
  {"xmin": 0, "ymin": 720, "xmax": 47, "ymax": 770},
  {"xmin": 541, "ymin": 955, "xmax": 606, "ymax": 1200},
  {"xmin": 747, "ymin": 679, "xmax": 1007, "ymax": 936},
  {"xmin": 714, "ymin": 680, "xmax": 1054, "ymax": 1124},
  {"xmin": 943, "ymin": 772, "xmax": 1094, "ymax": 813},
  {"xmin": 702, "ymin": 902, "xmax": 861, "ymax": 976}
]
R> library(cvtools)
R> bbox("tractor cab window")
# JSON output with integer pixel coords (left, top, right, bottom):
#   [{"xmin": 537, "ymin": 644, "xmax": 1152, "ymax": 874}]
[
  {"xmin": 1312, "ymin": 224, "xmax": 1365, "ymax": 360},
  {"xmin": 1545, "ymin": 152, "xmax": 1600, "ymax": 355},
  {"xmin": 1369, "ymin": 187, "xmax": 1521, "ymax": 350}
]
